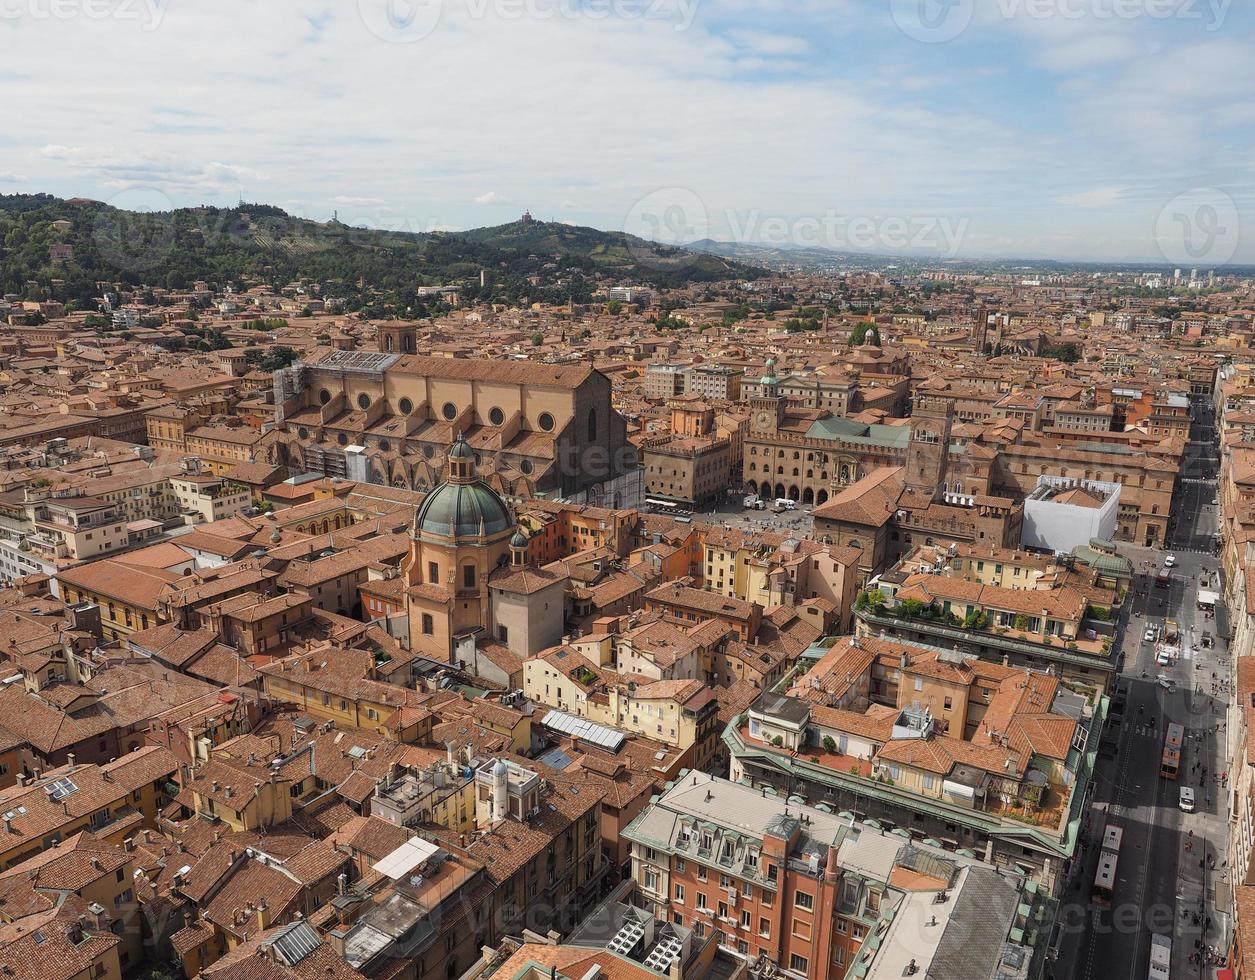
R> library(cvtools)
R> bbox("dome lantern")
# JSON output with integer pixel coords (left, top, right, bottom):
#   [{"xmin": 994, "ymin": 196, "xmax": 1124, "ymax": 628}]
[{"xmin": 510, "ymin": 528, "xmax": 530, "ymax": 566}]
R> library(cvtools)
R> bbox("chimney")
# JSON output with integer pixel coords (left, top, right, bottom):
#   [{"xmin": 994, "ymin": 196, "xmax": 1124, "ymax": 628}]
[
  {"xmin": 66, "ymin": 753, "xmax": 76, "ymax": 768},
  {"xmin": 823, "ymin": 843, "xmax": 841, "ymax": 882}
]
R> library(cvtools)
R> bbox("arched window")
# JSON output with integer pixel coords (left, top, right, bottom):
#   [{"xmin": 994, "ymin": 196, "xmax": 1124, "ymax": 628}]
[
  {"xmin": 384, "ymin": 335, "xmax": 393, "ymax": 352},
  {"xmin": 357, "ymin": 393, "xmax": 371, "ymax": 410}
]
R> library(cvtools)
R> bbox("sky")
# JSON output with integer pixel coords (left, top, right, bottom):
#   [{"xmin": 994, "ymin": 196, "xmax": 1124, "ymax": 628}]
[{"xmin": 2, "ymin": 0, "xmax": 1253, "ymax": 263}]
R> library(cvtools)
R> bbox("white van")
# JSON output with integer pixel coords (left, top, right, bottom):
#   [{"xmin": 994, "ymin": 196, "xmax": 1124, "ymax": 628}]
[
  {"xmin": 1179, "ymin": 786, "xmax": 1195, "ymax": 813},
  {"xmin": 774, "ymin": 498, "xmax": 796, "ymax": 511}
]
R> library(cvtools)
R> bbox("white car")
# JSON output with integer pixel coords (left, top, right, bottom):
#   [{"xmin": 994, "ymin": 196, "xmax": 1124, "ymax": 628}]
[
  {"xmin": 1164, "ymin": 555, "xmax": 1177, "ymax": 568},
  {"xmin": 1157, "ymin": 674, "xmax": 1176, "ymax": 690},
  {"xmin": 1143, "ymin": 627, "xmax": 1157, "ymax": 643},
  {"xmin": 1179, "ymin": 786, "xmax": 1196, "ymax": 813},
  {"xmin": 1157, "ymin": 650, "xmax": 1174, "ymax": 666}
]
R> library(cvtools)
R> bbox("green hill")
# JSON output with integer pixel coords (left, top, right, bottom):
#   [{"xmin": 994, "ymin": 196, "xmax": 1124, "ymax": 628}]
[{"xmin": 0, "ymin": 194, "xmax": 764, "ymax": 315}]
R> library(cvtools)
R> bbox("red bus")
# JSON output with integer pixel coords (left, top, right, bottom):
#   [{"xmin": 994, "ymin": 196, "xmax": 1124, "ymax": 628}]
[{"xmin": 1161, "ymin": 723, "xmax": 1183, "ymax": 780}]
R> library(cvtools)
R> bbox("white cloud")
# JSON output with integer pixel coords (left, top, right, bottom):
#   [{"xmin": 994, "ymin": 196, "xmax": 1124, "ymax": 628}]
[
  {"xmin": 725, "ymin": 30, "xmax": 811, "ymax": 57},
  {"xmin": 473, "ymin": 191, "xmax": 505, "ymax": 205},
  {"xmin": 333, "ymin": 195, "xmax": 384, "ymax": 205},
  {"xmin": 1058, "ymin": 186, "xmax": 1127, "ymax": 208},
  {"xmin": 40, "ymin": 144, "xmax": 267, "ymax": 191}
]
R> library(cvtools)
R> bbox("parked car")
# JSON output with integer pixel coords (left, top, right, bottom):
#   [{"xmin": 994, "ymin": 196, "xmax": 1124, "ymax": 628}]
[
  {"xmin": 1164, "ymin": 555, "xmax": 1177, "ymax": 568},
  {"xmin": 1143, "ymin": 626, "xmax": 1157, "ymax": 643}
]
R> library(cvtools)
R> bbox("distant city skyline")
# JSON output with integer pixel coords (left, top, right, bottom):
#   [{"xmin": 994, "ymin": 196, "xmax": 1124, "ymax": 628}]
[{"xmin": 3, "ymin": 0, "xmax": 1253, "ymax": 263}]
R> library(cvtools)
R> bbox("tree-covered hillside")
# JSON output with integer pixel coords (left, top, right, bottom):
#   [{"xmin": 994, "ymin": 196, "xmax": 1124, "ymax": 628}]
[{"xmin": 0, "ymin": 195, "xmax": 763, "ymax": 315}]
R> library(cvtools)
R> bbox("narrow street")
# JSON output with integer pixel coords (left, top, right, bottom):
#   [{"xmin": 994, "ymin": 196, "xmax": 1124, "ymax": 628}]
[{"xmin": 1056, "ymin": 393, "xmax": 1232, "ymax": 980}]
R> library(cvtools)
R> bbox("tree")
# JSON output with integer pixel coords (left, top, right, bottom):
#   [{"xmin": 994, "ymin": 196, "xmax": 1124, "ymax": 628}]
[
  {"xmin": 847, "ymin": 321, "xmax": 880, "ymax": 347},
  {"xmin": 606, "ymin": 300, "xmax": 623, "ymax": 315},
  {"xmin": 531, "ymin": 332, "xmax": 544, "ymax": 346},
  {"xmin": 822, "ymin": 735, "xmax": 837, "ymax": 753},
  {"xmin": 245, "ymin": 345, "xmax": 297, "ymax": 372}
]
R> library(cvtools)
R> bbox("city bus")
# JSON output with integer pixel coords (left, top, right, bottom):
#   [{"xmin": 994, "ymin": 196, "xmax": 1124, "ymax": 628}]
[
  {"xmin": 1161, "ymin": 723, "xmax": 1183, "ymax": 780},
  {"xmin": 1092, "ymin": 823, "xmax": 1123, "ymax": 907},
  {"xmin": 1148, "ymin": 933, "xmax": 1171, "ymax": 980}
]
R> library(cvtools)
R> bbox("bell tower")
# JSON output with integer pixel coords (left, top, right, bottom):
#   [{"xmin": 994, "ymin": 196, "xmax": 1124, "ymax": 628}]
[
  {"xmin": 750, "ymin": 358, "xmax": 785, "ymax": 435},
  {"xmin": 376, "ymin": 321, "xmax": 417, "ymax": 355},
  {"xmin": 905, "ymin": 395, "xmax": 953, "ymax": 494}
]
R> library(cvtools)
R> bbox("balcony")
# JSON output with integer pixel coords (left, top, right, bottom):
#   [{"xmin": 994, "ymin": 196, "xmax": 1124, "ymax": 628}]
[
  {"xmin": 722, "ymin": 716, "xmax": 1097, "ymax": 857},
  {"xmin": 854, "ymin": 607, "xmax": 1113, "ymax": 669}
]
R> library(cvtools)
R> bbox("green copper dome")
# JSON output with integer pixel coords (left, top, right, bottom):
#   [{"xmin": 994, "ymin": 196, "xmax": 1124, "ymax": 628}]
[
  {"xmin": 415, "ymin": 480, "xmax": 514, "ymax": 539},
  {"xmin": 448, "ymin": 437, "xmax": 475, "ymax": 461}
]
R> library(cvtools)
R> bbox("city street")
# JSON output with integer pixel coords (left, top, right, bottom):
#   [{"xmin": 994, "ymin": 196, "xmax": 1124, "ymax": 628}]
[{"xmin": 1056, "ymin": 393, "xmax": 1232, "ymax": 980}]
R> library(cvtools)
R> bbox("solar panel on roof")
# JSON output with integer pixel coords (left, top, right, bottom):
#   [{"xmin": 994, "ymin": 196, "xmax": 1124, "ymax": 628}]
[
  {"xmin": 45, "ymin": 777, "xmax": 79, "ymax": 801},
  {"xmin": 540, "ymin": 709, "xmax": 626, "ymax": 751}
]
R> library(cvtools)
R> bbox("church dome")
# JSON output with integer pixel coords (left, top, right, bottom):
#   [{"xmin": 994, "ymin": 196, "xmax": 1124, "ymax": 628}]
[
  {"xmin": 414, "ymin": 479, "xmax": 514, "ymax": 539},
  {"xmin": 510, "ymin": 530, "xmax": 530, "ymax": 549}
]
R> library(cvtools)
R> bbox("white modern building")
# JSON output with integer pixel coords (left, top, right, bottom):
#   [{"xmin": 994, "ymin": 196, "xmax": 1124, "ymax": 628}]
[{"xmin": 1021, "ymin": 475, "xmax": 1120, "ymax": 555}]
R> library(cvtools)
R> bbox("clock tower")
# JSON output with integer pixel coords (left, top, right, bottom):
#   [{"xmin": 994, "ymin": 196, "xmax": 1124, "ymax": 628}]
[{"xmin": 750, "ymin": 358, "xmax": 784, "ymax": 435}]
